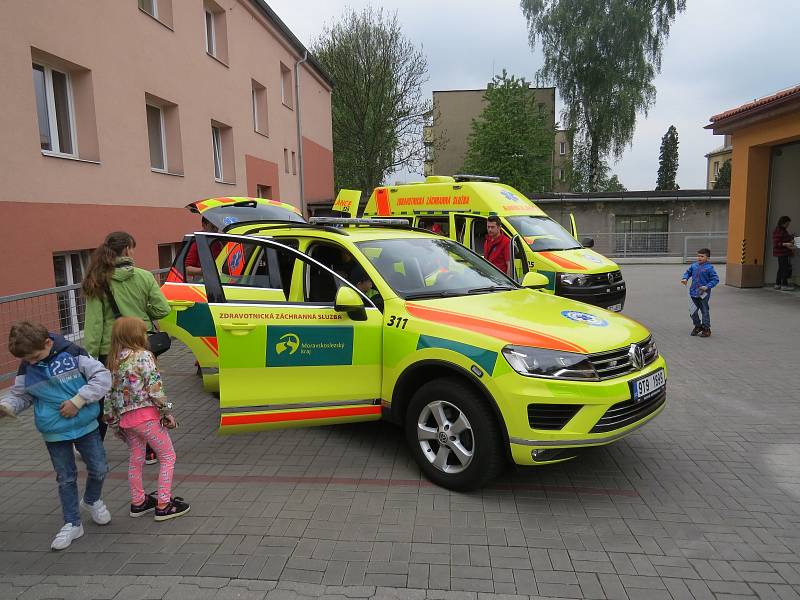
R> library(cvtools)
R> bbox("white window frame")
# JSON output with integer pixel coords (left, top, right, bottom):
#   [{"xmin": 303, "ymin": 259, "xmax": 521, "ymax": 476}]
[
  {"xmin": 713, "ymin": 161, "xmax": 720, "ymax": 177},
  {"xmin": 559, "ymin": 141, "xmax": 566, "ymax": 156},
  {"xmin": 212, "ymin": 125, "xmax": 223, "ymax": 182},
  {"xmin": 146, "ymin": 103, "xmax": 168, "ymax": 172},
  {"xmin": 53, "ymin": 251, "xmax": 90, "ymax": 340},
  {"xmin": 205, "ymin": 9, "xmax": 216, "ymax": 56},
  {"xmin": 35, "ymin": 63, "xmax": 78, "ymax": 158},
  {"xmin": 140, "ymin": 0, "xmax": 158, "ymax": 18}
]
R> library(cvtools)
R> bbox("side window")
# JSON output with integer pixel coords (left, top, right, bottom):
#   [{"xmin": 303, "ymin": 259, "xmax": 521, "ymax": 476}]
[
  {"xmin": 472, "ymin": 218, "xmax": 488, "ymax": 256},
  {"xmin": 454, "ymin": 216, "xmax": 466, "ymax": 243},
  {"xmin": 417, "ymin": 217, "xmax": 449, "ymax": 236},
  {"xmin": 306, "ymin": 243, "xmax": 382, "ymax": 308}
]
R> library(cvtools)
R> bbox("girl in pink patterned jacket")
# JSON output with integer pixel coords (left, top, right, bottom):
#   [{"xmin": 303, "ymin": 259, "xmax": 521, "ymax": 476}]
[{"xmin": 105, "ymin": 317, "xmax": 190, "ymax": 521}]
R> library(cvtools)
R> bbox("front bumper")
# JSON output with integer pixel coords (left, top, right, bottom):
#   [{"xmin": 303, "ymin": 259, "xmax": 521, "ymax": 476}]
[
  {"xmin": 495, "ymin": 357, "xmax": 667, "ymax": 465},
  {"xmin": 558, "ymin": 283, "xmax": 627, "ymax": 310}
]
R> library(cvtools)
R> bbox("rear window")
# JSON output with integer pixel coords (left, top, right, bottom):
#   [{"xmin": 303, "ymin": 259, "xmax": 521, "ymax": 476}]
[{"xmin": 202, "ymin": 204, "xmax": 305, "ymax": 229}]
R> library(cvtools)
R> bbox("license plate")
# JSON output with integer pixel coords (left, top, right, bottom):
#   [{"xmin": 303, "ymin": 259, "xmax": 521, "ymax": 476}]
[
  {"xmin": 630, "ymin": 368, "xmax": 666, "ymax": 402},
  {"xmin": 607, "ymin": 303, "xmax": 623, "ymax": 312}
]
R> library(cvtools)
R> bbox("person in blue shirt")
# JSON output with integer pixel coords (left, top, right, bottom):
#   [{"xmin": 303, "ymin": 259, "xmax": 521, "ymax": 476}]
[
  {"xmin": 0, "ymin": 321, "xmax": 112, "ymax": 550},
  {"xmin": 681, "ymin": 248, "xmax": 720, "ymax": 337}
]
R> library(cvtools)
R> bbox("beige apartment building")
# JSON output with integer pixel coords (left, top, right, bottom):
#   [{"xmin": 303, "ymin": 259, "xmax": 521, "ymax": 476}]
[
  {"xmin": 704, "ymin": 134, "xmax": 732, "ymax": 189},
  {"xmin": 0, "ymin": 0, "xmax": 334, "ymax": 296},
  {"xmin": 423, "ymin": 87, "xmax": 571, "ymax": 192}
]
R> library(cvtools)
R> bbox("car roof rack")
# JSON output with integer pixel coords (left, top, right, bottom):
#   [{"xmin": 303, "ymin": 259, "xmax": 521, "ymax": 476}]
[
  {"xmin": 225, "ymin": 220, "xmax": 349, "ymax": 236},
  {"xmin": 453, "ymin": 173, "xmax": 501, "ymax": 182},
  {"xmin": 309, "ymin": 217, "xmax": 410, "ymax": 226}
]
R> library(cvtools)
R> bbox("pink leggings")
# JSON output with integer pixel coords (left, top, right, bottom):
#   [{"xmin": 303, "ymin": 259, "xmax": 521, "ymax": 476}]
[{"xmin": 123, "ymin": 419, "xmax": 176, "ymax": 506}]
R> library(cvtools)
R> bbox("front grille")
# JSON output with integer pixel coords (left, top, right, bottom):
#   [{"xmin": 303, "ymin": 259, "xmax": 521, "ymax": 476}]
[
  {"xmin": 584, "ymin": 270, "xmax": 623, "ymax": 286},
  {"xmin": 528, "ymin": 404, "xmax": 582, "ymax": 430},
  {"xmin": 588, "ymin": 336, "xmax": 658, "ymax": 380},
  {"xmin": 591, "ymin": 387, "xmax": 666, "ymax": 433}
]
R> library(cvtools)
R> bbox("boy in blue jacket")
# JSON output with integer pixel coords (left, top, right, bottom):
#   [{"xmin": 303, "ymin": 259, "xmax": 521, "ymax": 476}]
[
  {"xmin": 0, "ymin": 321, "xmax": 112, "ymax": 550},
  {"xmin": 681, "ymin": 248, "xmax": 720, "ymax": 337}
]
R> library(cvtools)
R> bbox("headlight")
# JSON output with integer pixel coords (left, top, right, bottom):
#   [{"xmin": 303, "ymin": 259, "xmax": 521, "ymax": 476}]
[
  {"xmin": 502, "ymin": 345, "xmax": 599, "ymax": 380},
  {"xmin": 559, "ymin": 273, "xmax": 587, "ymax": 286}
]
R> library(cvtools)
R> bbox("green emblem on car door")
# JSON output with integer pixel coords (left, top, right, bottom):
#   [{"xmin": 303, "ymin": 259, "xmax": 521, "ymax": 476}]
[{"xmin": 267, "ymin": 326, "xmax": 354, "ymax": 367}]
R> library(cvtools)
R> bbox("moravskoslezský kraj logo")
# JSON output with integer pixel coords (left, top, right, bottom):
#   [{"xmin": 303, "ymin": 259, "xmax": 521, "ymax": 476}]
[
  {"xmin": 267, "ymin": 326, "xmax": 354, "ymax": 367},
  {"xmin": 560, "ymin": 310, "xmax": 608, "ymax": 327},
  {"xmin": 275, "ymin": 333, "xmax": 300, "ymax": 355}
]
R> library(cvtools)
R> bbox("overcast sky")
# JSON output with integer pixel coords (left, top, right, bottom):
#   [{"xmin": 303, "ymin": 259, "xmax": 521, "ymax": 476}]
[{"xmin": 268, "ymin": 0, "xmax": 800, "ymax": 191}]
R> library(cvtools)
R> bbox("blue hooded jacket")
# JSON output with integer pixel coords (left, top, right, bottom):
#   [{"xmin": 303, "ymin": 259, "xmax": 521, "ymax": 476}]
[
  {"xmin": 0, "ymin": 334, "xmax": 111, "ymax": 442},
  {"xmin": 683, "ymin": 262, "xmax": 720, "ymax": 298}
]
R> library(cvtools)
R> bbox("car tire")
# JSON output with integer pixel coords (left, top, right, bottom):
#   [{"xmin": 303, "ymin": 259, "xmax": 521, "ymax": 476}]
[{"xmin": 405, "ymin": 377, "xmax": 504, "ymax": 491}]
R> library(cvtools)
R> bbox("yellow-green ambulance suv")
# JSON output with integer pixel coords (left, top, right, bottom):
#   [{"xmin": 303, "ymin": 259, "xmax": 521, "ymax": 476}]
[
  {"xmin": 363, "ymin": 175, "xmax": 626, "ymax": 312},
  {"xmin": 160, "ymin": 213, "xmax": 665, "ymax": 490}
]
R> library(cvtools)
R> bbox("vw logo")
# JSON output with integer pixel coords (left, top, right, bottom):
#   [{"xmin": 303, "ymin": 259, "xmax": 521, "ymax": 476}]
[
  {"xmin": 628, "ymin": 344, "xmax": 645, "ymax": 370},
  {"xmin": 607, "ymin": 272, "xmax": 614, "ymax": 284}
]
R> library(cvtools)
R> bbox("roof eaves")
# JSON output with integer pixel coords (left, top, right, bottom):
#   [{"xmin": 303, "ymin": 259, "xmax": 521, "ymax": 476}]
[{"xmin": 248, "ymin": 0, "xmax": 334, "ymax": 89}]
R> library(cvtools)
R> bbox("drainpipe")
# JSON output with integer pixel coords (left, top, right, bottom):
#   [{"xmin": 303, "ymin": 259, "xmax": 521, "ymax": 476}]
[{"xmin": 294, "ymin": 50, "xmax": 308, "ymax": 217}]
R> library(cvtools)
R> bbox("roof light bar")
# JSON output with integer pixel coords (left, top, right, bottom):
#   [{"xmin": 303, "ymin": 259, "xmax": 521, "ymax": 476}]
[{"xmin": 453, "ymin": 174, "xmax": 501, "ymax": 182}]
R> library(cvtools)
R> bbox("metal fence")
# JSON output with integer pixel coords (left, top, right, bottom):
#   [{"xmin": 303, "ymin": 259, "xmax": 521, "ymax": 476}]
[
  {"xmin": 582, "ymin": 232, "xmax": 728, "ymax": 261},
  {"xmin": 0, "ymin": 269, "xmax": 168, "ymax": 386}
]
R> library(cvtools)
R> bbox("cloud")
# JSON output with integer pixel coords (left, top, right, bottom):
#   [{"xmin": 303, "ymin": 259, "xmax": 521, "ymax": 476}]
[{"xmin": 269, "ymin": 0, "xmax": 800, "ymax": 190}]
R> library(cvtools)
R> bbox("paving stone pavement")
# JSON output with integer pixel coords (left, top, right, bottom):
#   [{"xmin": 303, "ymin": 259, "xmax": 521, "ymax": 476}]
[{"xmin": 1, "ymin": 265, "xmax": 800, "ymax": 600}]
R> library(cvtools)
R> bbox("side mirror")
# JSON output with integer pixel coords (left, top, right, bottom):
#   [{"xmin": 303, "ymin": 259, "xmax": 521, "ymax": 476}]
[
  {"xmin": 334, "ymin": 286, "xmax": 367, "ymax": 321},
  {"xmin": 521, "ymin": 272, "xmax": 549, "ymax": 290},
  {"xmin": 581, "ymin": 237, "xmax": 595, "ymax": 248}
]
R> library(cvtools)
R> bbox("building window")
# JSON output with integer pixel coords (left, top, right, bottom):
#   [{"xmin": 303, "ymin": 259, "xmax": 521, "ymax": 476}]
[
  {"xmin": 280, "ymin": 63, "xmax": 293, "ymax": 108},
  {"xmin": 33, "ymin": 63, "xmax": 76, "ymax": 156},
  {"xmin": 212, "ymin": 126, "xmax": 223, "ymax": 181},
  {"xmin": 53, "ymin": 251, "xmax": 91, "ymax": 339},
  {"xmin": 139, "ymin": 0, "xmax": 174, "ymax": 27},
  {"xmin": 557, "ymin": 168, "xmax": 564, "ymax": 182},
  {"xmin": 211, "ymin": 121, "xmax": 235, "ymax": 183},
  {"xmin": 158, "ymin": 242, "xmax": 182, "ymax": 270},
  {"xmin": 139, "ymin": 0, "xmax": 157, "ymax": 18},
  {"xmin": 251, "ymin": 79, "xmax": 268, "ymax": 135},
  {"xmin": 256, "ymin": 184, "xmax": 272, "ymax": 199},
  {"xmin": 559, "ymin": 141, "xmax": 566, "ymax": 155},
  {"xmin": 614, "ymin": 214, "xmax": 668, "ymax": 254},
  {"xmin": 145, "ymin": 93, "xmax": 183, "ymax": 175},
  {"xmin": 146, "ymin": 104, "xmax": 166, "ymax": 171},
  {"xmin": 291, "ymin": 151, "xmax": 297, "ymax": 175},
  {"xmin": 284, "ymin": 148, "xmax": 290, "ymax": 173},
  {"xmin": 203, "ymin": 1, "xmax": 228, "ymax": 63},
  {"xmin": 713, "ymin": 160, "xmax": 720, "ymax": 177}
]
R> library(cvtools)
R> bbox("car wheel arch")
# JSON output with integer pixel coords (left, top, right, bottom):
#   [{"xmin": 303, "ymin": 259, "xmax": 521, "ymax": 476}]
[{"xmin": 387, "ymin": 359, "xmax": 512, "ymax": 462}]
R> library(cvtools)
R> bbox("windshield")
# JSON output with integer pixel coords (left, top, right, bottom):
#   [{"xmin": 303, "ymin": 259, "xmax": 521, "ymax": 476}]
[
  {"xmin": 356, "ymin": 238, "xmax": 516, "ymax": 300},
  {"xmin": 506, "ymin": 216, "xmax": 581, "ymax": 251}
]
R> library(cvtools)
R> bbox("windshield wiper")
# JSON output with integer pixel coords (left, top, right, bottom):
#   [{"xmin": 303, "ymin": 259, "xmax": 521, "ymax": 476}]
[
  {"xmin": 467, "ymin": 285, "xmax": 515, "ymax": 294},
  {"xmin": 403, "ymin": 290, "xmax": 463, "ymax": 300}
]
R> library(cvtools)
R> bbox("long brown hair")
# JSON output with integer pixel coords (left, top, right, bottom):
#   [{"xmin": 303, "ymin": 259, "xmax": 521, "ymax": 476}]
[
  {"xmin": 82, "ymin": 232, "xmax": 136, "ymax": 299},
  {"xmin": 106, "ymin": 317, "xmax": 151, "ymax": 374}
]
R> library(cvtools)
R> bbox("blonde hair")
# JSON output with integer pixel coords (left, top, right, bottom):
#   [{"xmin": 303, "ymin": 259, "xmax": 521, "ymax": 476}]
[{"xmin": 107, "ymin": 317, "xmax": 151, "ymax": 373}]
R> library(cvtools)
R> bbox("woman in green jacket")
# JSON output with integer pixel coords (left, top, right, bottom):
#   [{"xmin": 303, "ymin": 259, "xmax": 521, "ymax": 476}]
[{"xmin": 82, "ymin": 231, "xmax": 170, "ymax": 441}]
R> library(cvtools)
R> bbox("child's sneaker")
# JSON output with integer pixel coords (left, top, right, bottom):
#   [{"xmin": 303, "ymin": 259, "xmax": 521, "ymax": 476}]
[
  {"xmin": 774, "ymin": 284, "xmax": 782, "ymax": 290},
  {"xmin": 130, "ymin": 492, "xmax": 157, "ymax": 517},
  {"xmin": 51, "ymin": 523, "xmax": 84, "ymax": 550},
  {"xmin": 154, "ymin": 497, "xmax": 190, "ymax": 521},
  {"xmin": 145, "ymin": 449, "xmax": 158, "ymax": 465},
  {"xmin": 690, "ymin": 325, "xmax": 703, "ymax": 336},
  {"xmin": 80, "ymin": 498, "xmax": 111, "ymax": 525}
]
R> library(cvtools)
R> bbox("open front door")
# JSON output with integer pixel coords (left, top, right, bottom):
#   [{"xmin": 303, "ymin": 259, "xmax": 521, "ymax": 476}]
[{"xmin": 196, "ymin": 233, "xmax": 383, "ymax": 434}]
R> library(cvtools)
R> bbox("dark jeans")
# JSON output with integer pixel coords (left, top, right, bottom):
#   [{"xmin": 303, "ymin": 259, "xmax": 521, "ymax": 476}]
[
  {"xmin": 776, "ymin": 255, "xmax": 792, "ymax": 286},
  {"xmin": 690, "ymin": 295, "xmax": 710, "ymax": 328},
  {"xmin": 45, "ymin": 428, "xmax": 108, "ymax": 526}
]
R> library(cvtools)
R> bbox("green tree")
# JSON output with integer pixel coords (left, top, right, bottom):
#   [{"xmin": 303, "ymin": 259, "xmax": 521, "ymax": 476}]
[
  {"xmin": 520, "ymin": 0, "xmax": 686, "ymax": 191},
  {"xmin": 462, "ymin": 70, "xmax": 554, "ymax": 194},
  {"xmin": 567, "ymin": 140, "xmax": 626, "ymax": 192},
  {"xmin": 713, "ymin": 159, "xmax": 731, "ymax": 190},
  {"xmin": 655, "ymin": 125, "xmax": 680, "ymax": 190},
  {"xmin": 312, "ymin": 8, "xmax": 431, "ymax": 192}
]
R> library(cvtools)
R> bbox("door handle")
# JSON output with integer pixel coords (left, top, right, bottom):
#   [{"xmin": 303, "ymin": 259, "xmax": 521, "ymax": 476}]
[
  {"xmin": 219, "ymin": 323, "xmax": 256, "ymax": 336},
  {"xmin": 168, "ymin": 300, "xmax": 195, "ymax": 312}
]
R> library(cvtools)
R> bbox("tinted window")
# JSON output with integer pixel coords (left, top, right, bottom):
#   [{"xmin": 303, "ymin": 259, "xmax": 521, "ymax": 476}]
[{"xmin": 506, "ymin": 216, "xmax": 581, "ymax": 251}]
